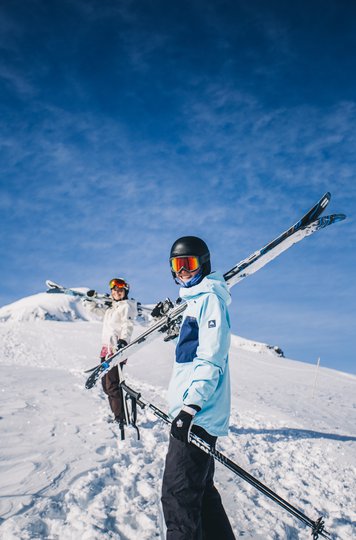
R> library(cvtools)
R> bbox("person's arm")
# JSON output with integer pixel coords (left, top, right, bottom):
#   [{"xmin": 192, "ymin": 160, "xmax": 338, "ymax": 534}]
[
  {"xmin": 82, "ymin": 299, "xmax": 107, "ymax": 317},
  {"xmin": 118, "ymin": 301, "xmax": 136, "ymax": 342}
]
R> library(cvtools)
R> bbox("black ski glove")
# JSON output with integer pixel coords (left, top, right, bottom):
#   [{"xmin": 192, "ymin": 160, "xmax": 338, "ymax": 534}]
[
  {"xmin": 151, "ymin": 299, "xmax": 174, "ymax": 319},
  {"xmin": 171, "ymin": 405, "xmax": 201, "ymax": 443},
  {"xmin": 117, "ymin": 339, "xmax": 128, "ymax": 350},
  {"xmin": 151, "ymin": 302, "xmax": 164, "ymax": 319}
]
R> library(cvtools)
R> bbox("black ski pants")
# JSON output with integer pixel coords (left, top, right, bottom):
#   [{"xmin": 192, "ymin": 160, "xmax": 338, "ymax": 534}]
[
  {"xmin": 161, "ymin": 426, "xmax": 235, "ymax": 540},
  {"xmin": 100, "ymin": 358, "xmax": 125, "ymax": 421}
]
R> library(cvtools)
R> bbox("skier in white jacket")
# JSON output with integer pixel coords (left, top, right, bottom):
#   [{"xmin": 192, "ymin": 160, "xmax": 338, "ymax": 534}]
[{"xmin": 84, "ymin": 278, "xmax": 137, "ymax": 424}]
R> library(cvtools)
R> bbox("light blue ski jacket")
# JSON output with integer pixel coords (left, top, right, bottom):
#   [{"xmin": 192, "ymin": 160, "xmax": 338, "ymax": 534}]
[{"xmin": 167, "ymin": 272, "xmax": 232, "ymax": 437}]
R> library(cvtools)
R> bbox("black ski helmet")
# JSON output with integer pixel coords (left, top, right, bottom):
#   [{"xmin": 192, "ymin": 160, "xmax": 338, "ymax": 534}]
[{"xmin": 169, "ymin": 236, "xmax": 211, "ymax": 280}]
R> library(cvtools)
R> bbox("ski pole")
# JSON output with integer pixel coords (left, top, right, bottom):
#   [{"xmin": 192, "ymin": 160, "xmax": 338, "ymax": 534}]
[
  {"xmin": 117, "ymin": 363, "xmax": 129, "ymax": 440},
  {"xmin": 117, "ymin": 363, "xmax": 141, "ymax": 440},
  {"xmin": 120, "ymin": 381, "xmax": 332, "ymax": 540}
]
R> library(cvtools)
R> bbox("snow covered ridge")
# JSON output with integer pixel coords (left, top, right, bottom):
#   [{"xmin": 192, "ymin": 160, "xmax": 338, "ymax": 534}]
[
  {"xmin": 0, "ymin": 292, "xmax": 284, "ymax": 357},
  {"xmin": 231, "ymin": 335, "xmax": 284, "ymax": 357},
  {"xmin": 0, "ymin": 290, "xmax": 98, "ymax": 322}
]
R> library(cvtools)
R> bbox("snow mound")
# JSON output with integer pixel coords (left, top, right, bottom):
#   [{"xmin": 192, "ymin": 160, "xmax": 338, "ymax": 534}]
[
  {"xmin": 0, "ymin": 291, "xmax": 96, "ymax": 322},
  {"xmin": 231, "ymin": 334, "xmax": 284, "ymax": 357}
]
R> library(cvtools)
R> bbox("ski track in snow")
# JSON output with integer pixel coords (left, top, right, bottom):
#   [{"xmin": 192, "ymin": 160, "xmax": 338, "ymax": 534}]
[{"xmin": 0, "ymin": 310, "xmax": 355, "ymax": 539}]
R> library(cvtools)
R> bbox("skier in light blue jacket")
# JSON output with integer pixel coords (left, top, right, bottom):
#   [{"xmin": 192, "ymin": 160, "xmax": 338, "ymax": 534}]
[{"xmin": 161, "ymin": 236, "xmax": 235, "ymax": 540}]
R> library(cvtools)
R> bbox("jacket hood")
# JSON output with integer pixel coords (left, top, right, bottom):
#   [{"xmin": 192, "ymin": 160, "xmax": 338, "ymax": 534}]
[{"xmin": 179, "ymin": 272, "xmax": 231, "ymax": 306}]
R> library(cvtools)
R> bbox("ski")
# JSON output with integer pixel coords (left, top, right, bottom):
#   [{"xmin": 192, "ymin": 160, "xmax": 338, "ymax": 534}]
[
  {"xmin": 85, "ymin": 192, "xmax": 345, "ymax": 389},
  {"xmin": 225, "ymin": 211, "xmax": 344, "ymax": 287},
  {"xmin": 46, "ymin": 280, "xmax": 112, "ymax": 306},
  {"xmin": 225, "ymin": 190, "xmax": 330, "ymax": 286}
]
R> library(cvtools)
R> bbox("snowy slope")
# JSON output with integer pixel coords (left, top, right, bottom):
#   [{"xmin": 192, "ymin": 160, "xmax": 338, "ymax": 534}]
[{"xmin": 0, "ymin": 293, "xmax": 355, "ymax": 540}]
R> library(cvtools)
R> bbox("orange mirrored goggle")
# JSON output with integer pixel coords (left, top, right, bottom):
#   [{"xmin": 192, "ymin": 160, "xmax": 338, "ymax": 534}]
[
  {"xmin": 109, "ymin": 278, "xmax": 128, "ymax": 290},
  {"xmin": 170, "ymin": 255, "xmax": 201, "ymax": 273}
]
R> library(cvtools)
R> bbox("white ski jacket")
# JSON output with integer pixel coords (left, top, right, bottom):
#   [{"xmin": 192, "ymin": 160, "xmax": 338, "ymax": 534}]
[{"xmin": 85, "ymin": 299, "xmax": 137, "ymax": 356}]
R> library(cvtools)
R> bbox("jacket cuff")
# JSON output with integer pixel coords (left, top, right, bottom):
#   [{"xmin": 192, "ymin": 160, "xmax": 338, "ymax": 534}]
[{"xmin": 182, "ymin": 404, "xmax": 200, "ymax": 416}]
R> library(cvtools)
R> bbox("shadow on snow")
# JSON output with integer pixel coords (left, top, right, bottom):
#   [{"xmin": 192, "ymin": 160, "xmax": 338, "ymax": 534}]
[{"xmin": 229, "ymin": 426, "xmax": 356, "ymax": 442}]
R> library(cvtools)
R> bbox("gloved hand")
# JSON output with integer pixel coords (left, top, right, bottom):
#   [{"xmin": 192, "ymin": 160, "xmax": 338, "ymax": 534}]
[
  {"xmin": 151, "ymin": 299, "xmax": 174, "ymax": 319},
  {"xmin": 117, "ymin": 339, "xmax": 128, "ymax": 350},
  {"xmin": 170, "ymin": 405, "xmax": 201, "ymax": 443},
  {"xmin": 86, "ymin": 290, "xmax": 97, "ymax": 298}
]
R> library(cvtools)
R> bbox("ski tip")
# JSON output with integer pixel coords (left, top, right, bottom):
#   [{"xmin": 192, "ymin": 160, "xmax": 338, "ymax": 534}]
[
  {"xmin": 330, "ymin": 213, "xmax": 346, "ymax": 223},
  {"xmin": 320, "ymin": 192, "xmax": 331, "ymax": 208},
  {"xmin": 85, "ymin": 376, "xmax": 97, "ymax": 389},
  {"xmin": 324, "ymin": 192, "xmax": 331, "ymax": 201},
  {"xmin": 45, "ymin": 280, "xmax": 59, "ymax": 288},
  {"xmin": 307, "ymin": 213, "xmax": 346, "ymax": 231}
]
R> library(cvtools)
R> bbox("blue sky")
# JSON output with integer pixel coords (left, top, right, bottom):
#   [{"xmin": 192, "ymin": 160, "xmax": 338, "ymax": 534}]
[{"xmin": 1, "ymin": 0, "xmax": 355, "ymax": 374}]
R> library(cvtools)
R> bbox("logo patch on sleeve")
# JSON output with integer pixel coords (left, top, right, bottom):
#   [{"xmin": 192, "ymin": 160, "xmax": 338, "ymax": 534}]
[{"xmin": 208, "ymin": 320, "xmax": 216, "ymax": 328}]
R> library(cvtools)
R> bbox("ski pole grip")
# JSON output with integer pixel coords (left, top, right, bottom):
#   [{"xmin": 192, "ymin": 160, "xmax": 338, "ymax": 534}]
[{"xmin": 120, "ymin": 382, "xmax": 145, "ymax": 408}]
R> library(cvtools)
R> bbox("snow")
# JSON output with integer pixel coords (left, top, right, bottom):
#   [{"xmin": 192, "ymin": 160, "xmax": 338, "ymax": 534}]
[
  {"xmin": 0, "ymin": 293, "xmax": 355, "ymax": 539},
  {"xmin": 0, "ymin": 291, "xmax": 94, "ymax": 323}
]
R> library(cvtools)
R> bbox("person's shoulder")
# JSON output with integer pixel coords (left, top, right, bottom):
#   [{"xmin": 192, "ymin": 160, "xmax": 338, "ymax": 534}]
[
  {"xmin": 200, "ymin": 290, "xmax": 222, "ymax": 307},
  {"xmin": 204, "ymin": 273, "xmax": 231, "ymax": 305}
]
